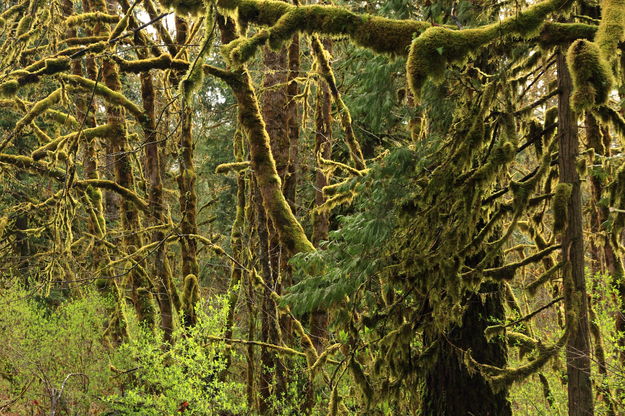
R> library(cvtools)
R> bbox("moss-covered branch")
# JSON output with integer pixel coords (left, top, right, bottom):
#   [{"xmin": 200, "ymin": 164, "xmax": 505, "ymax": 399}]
[
  {"xmin": 60, "ymin": 74, "xmax": 147, "ymax": 124},
  {"xmin": 207, "ymin": 67, "xmax": 314, "ymax": 254},
  {"xmin": 406, "ymin": 0, "xmax": 571, "ymax": 98},
  {"xmin": 218, "ymin": 0, "xmax": 429, "ymax": 65},
  {"xmin": 112, "ymin": 54, "xmax": 190, "ymax": 73}
]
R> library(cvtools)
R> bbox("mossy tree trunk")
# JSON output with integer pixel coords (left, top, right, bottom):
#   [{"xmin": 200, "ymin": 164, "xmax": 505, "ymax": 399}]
[
  {"xmin": 310, "ymin": 41, "xmax": 333, "ymax": 352},
  {"xmin": 557, "ymin": 48, "xmax": 594, "ymax": 416},
  {"xmin": 421, "ymin": 283, "xmax": 512, "ymax": 416},
  {"xmin": 175, "ymin": 17, "xmax": 201, "ymax": 322}
]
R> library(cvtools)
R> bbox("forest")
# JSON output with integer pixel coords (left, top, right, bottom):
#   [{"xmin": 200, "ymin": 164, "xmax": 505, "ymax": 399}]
[{"xmin": 2, "ymin": 0, "xmax": 625, "ymax": 414}]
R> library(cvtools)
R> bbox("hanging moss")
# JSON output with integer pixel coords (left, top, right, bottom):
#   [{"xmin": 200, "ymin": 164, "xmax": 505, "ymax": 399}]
[
  {"xmin": 526, "ymin": 262, "xmax": 564, "ymax": 295},
  {"xmin": 181, "ymin": 273, "xmax": 200, "ymax": 326},
  {"xmin": 215, "ymin": 161, "xmax": 250, "ymax": 173},
  {"xmin": 407, "ymin": 0, "xmax": 570, "ymax": 98},
  {"xmin": 114, "ymin": 54, "xmax": 190, "ymax": 73},
  {"xmin": 595, "ymin": 0, "xmax": 625, "ymax": 60},
  {"xmin": 64, "ymin": 12, "xmax": 119, "ymax": 27},
  {"xmin": 539, "ymin": 22, "xmax": 597, "ymax": 48},
  {"xmin": 221, "ymin": 0, "xmax": 429, "ymax": 65},
  {"xmin": 566, "ymin": 39, "xmax": 612, "ymax": 111},
  {"xmin": 136, "ymin": 288, "xmax": 157, "ymax": 331},
  {"xmin": 159, "ymin": 0, "xmax": 206, "ymax": 16},
  {"xmin": 314, "ymin": 190, "xmax": 356, "ymax": 214},
  {"xmin": 593, "ymin": 105, "xmax": 625, "ymax": 139},
  {"xmin": 465, "ymin": 329, "xmax": 567, "ymax": 394},
  {"xmin": 13, "ymin": 88, "xmax": 62, "ymax": 133},
  {"xmin": 0, "ymin": 80, "xmax": 18, "ymax": 98},
  {"xmin": 553, "ymin": 183, "xmax": 572, "ymax": 232}
]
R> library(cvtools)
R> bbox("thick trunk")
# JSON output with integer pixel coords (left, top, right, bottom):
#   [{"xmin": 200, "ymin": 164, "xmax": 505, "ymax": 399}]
[
  {"xmin": 557, "ymin": 49, "xmax": 594, "ymax": 416},
  {"xmin": 421, "ymin": 283, "xmax": 512, "ymax": 416}
]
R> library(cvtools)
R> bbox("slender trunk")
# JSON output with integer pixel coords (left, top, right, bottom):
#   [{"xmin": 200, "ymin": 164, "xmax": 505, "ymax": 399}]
[
  {"xmin": 557, "ymin": 48, "xmax": 594, "ymax": 416},
  {"xmin": 176, "ymin": 17, "xmax": 200, "ymax": 285},
  {"xmin": 91, "ymin": 0, "xmax": 155, "ymax": 330},
  {"xmin": 310, "ymin": 50, "xmax": 333, "ymax": 352}
]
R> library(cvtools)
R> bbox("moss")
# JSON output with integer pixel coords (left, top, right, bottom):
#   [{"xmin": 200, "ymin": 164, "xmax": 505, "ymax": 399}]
[
  {"xmin": 61, "ymin": 74, "xmax": 147, "ymax": 124},
  {"xmin": 407, "ymin": 0, "xmax": 571, "ymax": 98},
  {"xmin": 14, "ymin": 88, "xmax": 63, "ymax": 133},
  {"xmin": 0, "ymin": 80, "xmax": 18, "ymax": 98},
  {"xmin": 221, "ymin": 0, "xmax": 429, "ymax": 65},
  {"xmin": 215, "ymin": 161, "xmax": 250, "ymax": 173},
  {"xmin": 15, "ymin": 14, "xmax": 32, "ymax": 36},
  {"xmin": 159, "ymin": 0, "xmax": 206, "ymax": 16},
  {"xmin": 136, "ymin": 288, "xmax": 157, "ymax": 330},
  {"xmin": 114, "ymin": 54, "xmax": 189, "ymax": 73},
  {"xmin": 181, "ymin": 274, "xmax": 200, "ymax": 326},
  {"xmin": 314, "ymin": 190, "xmax": 356, "ymax": 214},
  {"xmin": 566, "ymin": 39, "xmax": 612, "ymax": 111},
  {"xmin": 64, "ymin": 12, "xmax": 119, "ymax": 27},
  {"xmin": 553, "ymin": 183, "xmax": 572, "ymax": 232},
  {"xmin": 526, "ymin": 262, "xmax": 563, "ymax": 295},
  {"xmin": 465, "ymin": 329, "xmax": 567, "ymax": 394},
  {"xmin": 539, "ymin": 22, "xmax": 597, "ymax": 48},
  {"xmin": 595, "ymin": 0, "xmax": 625, "ymax": 59},
  {"xmin": 222, "ymin": 70, "xmax": 314, "ymax": 255},
  {"xmin": 592, "ymin": 105, "xmax": 625, "ymax": 138},
  {"xmin": 64, "ymin": 35, "xmax": 108, "ymax": 46}
]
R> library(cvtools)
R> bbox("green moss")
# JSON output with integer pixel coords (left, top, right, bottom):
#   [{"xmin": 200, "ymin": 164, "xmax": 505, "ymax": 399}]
[
  {"xmin": 553, "ymin": 183, "xmax": 572, "ymax": 232},
  {"xmin": 181, "ymin": 274, "xmax": 200, "ymax": 327},
  {"xmin": 0, "ymin": 80, "xmax": 18, "ymax": 98},
  {"xmin": 221, "ymin": 0, "xmax": 429, "ymax": 65},
  {"xmin": 15, "ymin": 15, "xmax": 32, "ymax": 36},
  {"xmin": 595, "ymin": 0, "xmax": 625, "ymax": 59},
  {"xmin": 159, "ymin": 0, "xmax": 206, "ymax": 15},
  {"xmin": 539, "ymin": 22, "xmax": 597, "ymax": 48},
  {"xmin": 114, "ymin": 54, "xmax": 189, "ymax": 73},
  {"xmin": 61, "ymin": 74, "xmax": 147, "ymax": 124},
  {"xmin": 136, "ymin": 288, "xmax": 157, "ymax": 330},
  {"xmin": 215, "ymin": 161, "xmax": 250, "ymax": 173},
  {"xmin": 566, "ymin": 39, "xmax": 612, "ymax": 111},
  {"xmin": 64, "ymin": 12, "xmax": 119, "ymax": 27},
  {"xmin": 407, "ymin": 0, "xmax": 571, "ymax": 98},
  {"xmin": 14, "ymin": 88, "xmax": 62, "ymax": 133}
]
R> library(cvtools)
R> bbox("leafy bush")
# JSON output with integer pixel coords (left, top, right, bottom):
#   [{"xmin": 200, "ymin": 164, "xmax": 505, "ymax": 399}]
[{"xmin": 105, "ymin": 296, "xmax": 247, "ymax": 416}]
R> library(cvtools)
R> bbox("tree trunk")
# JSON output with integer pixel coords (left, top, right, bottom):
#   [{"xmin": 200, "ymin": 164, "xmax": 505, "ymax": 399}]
[
  {"xmin": 421, "ymin": 283, "xmax": 512, "ymax": 416},
  {"xmin": 557, "ymin": 48, "xmax": 594, "ymax": 416}
]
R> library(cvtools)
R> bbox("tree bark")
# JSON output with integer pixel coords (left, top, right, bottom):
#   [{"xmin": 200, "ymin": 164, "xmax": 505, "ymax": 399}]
[
  {"xmin": 421, "ymin": 283, "xmax": 512, "ymax": 416},
  {"xmin": 557, "ymin": 48, "xmax": 594, "ymax": 416}
]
